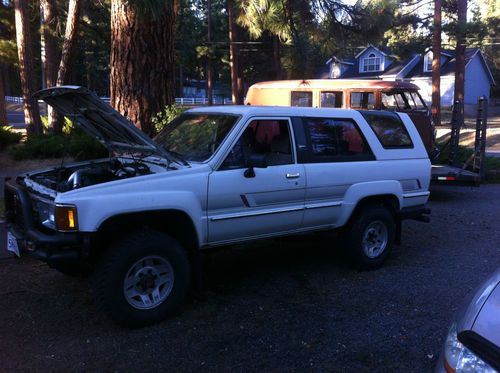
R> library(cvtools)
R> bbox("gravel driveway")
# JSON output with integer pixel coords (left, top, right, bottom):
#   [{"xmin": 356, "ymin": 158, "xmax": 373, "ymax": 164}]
[{"xmin": 1, "ymin": 185, "xmax": 499, "ymax": 372}]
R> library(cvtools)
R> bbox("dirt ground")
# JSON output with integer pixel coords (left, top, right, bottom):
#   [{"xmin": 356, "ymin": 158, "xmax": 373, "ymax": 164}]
[{"xmin": 1, "ymin": 184, "xmax": 499, "ymax": 372}]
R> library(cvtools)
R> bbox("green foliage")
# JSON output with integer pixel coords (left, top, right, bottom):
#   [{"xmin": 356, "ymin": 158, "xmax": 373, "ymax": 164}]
[
  {"xmin": 152, "ymin": 105, "xmax": 186, "ymax": 133},
  {"xmin": 0, "ymin": 126, "xmax": 23, "ymax": 151},
  {"xmin": 11, "ymin": 130, "xmax": 107, "ymax": 161},
  {"xmin": 40, "ymin": 116, "xmax": 75, "ymax": 135}
]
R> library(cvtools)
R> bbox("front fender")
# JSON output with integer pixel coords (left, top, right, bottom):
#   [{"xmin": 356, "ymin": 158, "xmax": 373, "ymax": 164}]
[
  {"xmin": 337, "ymin": 180, "xmax": 403, "ymax": 227},
  {"xmin": 72, "ymin": 191, "xmax": 204, "ymax": 241}
]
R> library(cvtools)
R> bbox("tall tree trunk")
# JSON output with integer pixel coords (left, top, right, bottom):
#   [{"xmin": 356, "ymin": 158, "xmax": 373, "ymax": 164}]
[
  {"xmin": 228, "ymin": 0, "xmax": 242, "ymax": 104},
  {"xmin": 110, "ymin": 0, "xmax": 176, "ymax": 136},
  {"xmin": 272, "ymin": 35, "xmax": 282, "ymax": 80},
  {"xmin": 0, "ymin": 64, "xmax": 7, "ymax": 126},
  {"xmin": 14, "ymin": 0, "xmax": 43, "ymax": 135},
  {"xmin": 431, "ymin": 0, "xmax": 441, "ymax": 127},
  {"xmin": 40, "ymin": 0, "xmax": 59, "ymax": 88},
  {"xmin": 207, "ymin": 0, "xmax": 213, "ymax": 105},
  {"xmin": 48, "ymin": 0, "xmax": 83, "ymax": 134},
  {"xmin": 178, "ymin": 64, "xmax": 184, "ymax": 97},
  {"xmin": 454, "ymin": 0, "xmax": 467, "ymax": 105}
]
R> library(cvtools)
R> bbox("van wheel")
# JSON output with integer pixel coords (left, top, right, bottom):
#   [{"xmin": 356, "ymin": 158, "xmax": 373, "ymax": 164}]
[
  {"xmin": 343, "ymin": 206, "xmax": 396, "ymax": 270},
  {"xmin": 93, "ymin": 231, "xmax": 190, "ymax": 328}
]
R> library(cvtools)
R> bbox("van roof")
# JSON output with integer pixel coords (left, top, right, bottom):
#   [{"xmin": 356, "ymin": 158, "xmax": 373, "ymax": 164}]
[{"xmin": 248, "ymin": 79, "xmax": 420, "ymax": 90}]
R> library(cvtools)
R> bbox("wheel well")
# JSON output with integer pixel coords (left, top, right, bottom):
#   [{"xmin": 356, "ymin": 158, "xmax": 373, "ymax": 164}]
[
  {"xmin": 349, "ymin": 194, "xmax": 400, "ymax": 222},
  {"xmin": 92, "ymin": 210, "xmax": 199, "ymax": 260}
]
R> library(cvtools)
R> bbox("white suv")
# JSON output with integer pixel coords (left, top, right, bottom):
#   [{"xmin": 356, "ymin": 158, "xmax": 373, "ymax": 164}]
[{"xmin": 5, "ymin": 86, "xmax": 431, "ymax": 327}]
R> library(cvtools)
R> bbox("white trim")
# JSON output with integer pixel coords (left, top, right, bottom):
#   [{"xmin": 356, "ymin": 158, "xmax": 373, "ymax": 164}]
[
  {"xmin": 355, "ymin": 44, "xmax": 387, "ymax": 59},
  {"xmin": 209, "ymin": 205, "xmax": 304, "ymax": 221},
  {"xmin": 403, "ymin": 191, "xmax": 430, "ymax": 199}
]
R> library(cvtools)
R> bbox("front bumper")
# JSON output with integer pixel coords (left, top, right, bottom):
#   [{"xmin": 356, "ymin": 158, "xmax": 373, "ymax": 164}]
[{"xmin": 4, "ymin": 178, "xmax": 90, "ymax": 264}]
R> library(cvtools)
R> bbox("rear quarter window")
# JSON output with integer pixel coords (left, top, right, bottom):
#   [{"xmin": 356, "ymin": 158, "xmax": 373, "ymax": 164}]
[{"xmin": 360, "ymin": 111, "xmax": 413, "ymax": 149}]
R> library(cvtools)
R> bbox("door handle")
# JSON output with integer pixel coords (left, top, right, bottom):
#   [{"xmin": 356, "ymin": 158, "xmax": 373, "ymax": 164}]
[{"xmin": 286, "ymin": 173, "xmax": 300, "ymax": 179}]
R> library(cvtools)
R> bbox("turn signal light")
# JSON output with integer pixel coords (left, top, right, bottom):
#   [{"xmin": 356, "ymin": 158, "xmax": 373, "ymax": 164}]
[{"xmin": 55, "ymin": 205, "xmax": 79, "ymax": 231}]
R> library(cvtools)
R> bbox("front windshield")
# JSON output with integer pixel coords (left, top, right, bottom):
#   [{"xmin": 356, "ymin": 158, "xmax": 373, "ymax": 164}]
[
  {"xmin": 154, "ymin": 113, "xmax": 239, "ymax": 162},
  {"xmin": 381, "ymin": 90, "xmax": 427, "ymax": 111}
]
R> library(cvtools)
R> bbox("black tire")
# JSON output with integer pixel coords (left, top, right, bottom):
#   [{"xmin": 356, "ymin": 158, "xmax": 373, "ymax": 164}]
[
  {"xmin": 93, "ymin": 231, "xmax": 190, "ymax": 328},
  {"xmin": 342, "ymin": 205, "xmax": 396, "ymax": 270}
]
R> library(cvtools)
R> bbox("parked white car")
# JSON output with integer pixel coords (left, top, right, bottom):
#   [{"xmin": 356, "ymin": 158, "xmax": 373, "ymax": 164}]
[{"xmin": 5, "ymin": 86, "xmax": 431, "ymax": 327}]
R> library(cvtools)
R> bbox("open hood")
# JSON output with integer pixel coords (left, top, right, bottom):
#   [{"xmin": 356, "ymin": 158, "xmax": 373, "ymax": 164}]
[{"xmin": 34, "ymin": 86, "xmax": 168, "ymax": 158}]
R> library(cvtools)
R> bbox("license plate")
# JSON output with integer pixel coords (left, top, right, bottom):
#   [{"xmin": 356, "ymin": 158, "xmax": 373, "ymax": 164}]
[{"xmin": 6, "ymin": 231, "xmax": 20, "ymax": 257}]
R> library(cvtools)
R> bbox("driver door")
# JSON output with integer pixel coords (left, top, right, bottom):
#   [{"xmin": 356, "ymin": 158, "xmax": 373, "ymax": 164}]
[{"xmin": 207, "ymin": 118, "xmax": 306, "ymax": 244}]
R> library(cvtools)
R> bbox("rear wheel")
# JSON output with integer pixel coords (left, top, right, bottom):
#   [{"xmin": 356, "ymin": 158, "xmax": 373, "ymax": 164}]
[
  {"xmin": 342, "ymin": 205, "xmax": 396, "ymax": 270},
  {"xmin": 93, "ymin": 231, "xmax": 190, "ymax": 328}
]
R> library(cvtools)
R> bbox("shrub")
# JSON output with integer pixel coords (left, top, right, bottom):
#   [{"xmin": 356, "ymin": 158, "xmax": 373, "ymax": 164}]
[
  {"xmin": 0, "ymin": 126, "xmax": 23, "ymax": 151},
  {"xmin": 41, "ymin": 115, "xmax": 75, "ymax": 134},
  {"xmin": 152, "ymin": 105, "xmax": 185, "ymax": 133},
  {"xmin": 11, "ymin": 129, "xmax": 107, "ymax": 161}
]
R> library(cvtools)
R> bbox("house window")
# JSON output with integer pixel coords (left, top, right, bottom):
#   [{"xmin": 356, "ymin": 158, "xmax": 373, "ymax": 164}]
[
  {"xmin": 424, "ymin": 52, "xmax": 433, "ymax": 72},
  {"xmin": 362, "ymin": 53, "xmax": 382, "ymax": 72}
]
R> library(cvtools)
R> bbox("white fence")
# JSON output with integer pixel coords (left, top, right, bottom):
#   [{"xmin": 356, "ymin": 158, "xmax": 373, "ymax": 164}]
[{"xmin": 6, "ymin": 96, "xmax": 232, "ymax": 106}]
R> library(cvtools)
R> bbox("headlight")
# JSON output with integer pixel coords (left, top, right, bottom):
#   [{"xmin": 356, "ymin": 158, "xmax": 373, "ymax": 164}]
[
  {"xmin": 55, "ymin": 204, "xmax": 79, "ymax": 232},
  {"xmin": 37, "ymin": 200, "xmax": 56, "ymax": 229},
  {"xmin": 444, "ymin": 323, "xmax": 496, "ymax": 373}
]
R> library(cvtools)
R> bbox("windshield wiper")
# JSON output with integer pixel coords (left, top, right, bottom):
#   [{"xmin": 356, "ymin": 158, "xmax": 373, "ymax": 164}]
[{"xmin": 161, "ymin": 147, "xmax": 190, "ymax": 166}]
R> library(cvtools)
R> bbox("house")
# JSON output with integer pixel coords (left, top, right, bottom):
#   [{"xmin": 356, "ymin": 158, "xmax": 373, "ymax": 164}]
[{"xmin": 323, "ymin": 44, "xmax": 496, "ymax": 106}]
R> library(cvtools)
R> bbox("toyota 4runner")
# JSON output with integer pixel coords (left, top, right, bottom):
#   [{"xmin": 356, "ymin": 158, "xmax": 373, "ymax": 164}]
[{"xmin": 4, "ymin": 87, "xmax": 431, "ymax": 327}]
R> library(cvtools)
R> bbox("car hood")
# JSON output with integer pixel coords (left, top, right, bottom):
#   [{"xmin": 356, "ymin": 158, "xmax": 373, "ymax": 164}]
[{"xmin": 34, "ymin": 86, "xmax": 169, "ymax": 158}]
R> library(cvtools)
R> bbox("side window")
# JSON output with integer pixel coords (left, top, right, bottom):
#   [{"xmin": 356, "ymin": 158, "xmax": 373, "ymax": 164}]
[
  {"xmin": 361, "ymin": 111, "xmax": 413, "ymax": 149},
  {"xmin": 350, "ymin": 92, "xmax": 375, "ymax": 109},
  {"xmin": 320, "ymin": 91, "xmax": 343, "ymax": 108},
  {"xmin": 291, "ymin": 91, "xmax": 312, "ymax": 107},
  {"xmin": 303, "ymin": 117, "xmax": 373, "ymax": 162},
  {"xmin": 220, "ymin": 120, "xmax": 294, "ymax": 169},
  {"xmin": 381, "ymin": 92, "xmax": 409, "ymax": 110}
]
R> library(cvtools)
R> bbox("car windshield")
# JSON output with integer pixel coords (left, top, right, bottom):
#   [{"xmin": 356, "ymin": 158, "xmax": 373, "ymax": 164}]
[
  {"xmin": 154, "ymin": 113, "xmax": 239, "ymax": 162},
  {"xmin": 381, "ymin": 90, "xmax": 427, "ymax": 111}
]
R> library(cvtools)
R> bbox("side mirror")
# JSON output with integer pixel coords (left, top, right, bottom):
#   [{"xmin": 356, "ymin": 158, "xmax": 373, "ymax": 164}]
[{"xmin": 244, "ymin": 154, "xmax": 267, "ymax": 178}]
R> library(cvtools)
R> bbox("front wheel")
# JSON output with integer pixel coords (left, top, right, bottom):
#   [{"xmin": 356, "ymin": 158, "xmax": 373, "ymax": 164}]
[
  {"xmin": 342, "ymin": 206, "xmax": 396, "ymax": 270},
  {"xmin": 93, "ymin": 231, "xmax": 190, "ymax": 328}
]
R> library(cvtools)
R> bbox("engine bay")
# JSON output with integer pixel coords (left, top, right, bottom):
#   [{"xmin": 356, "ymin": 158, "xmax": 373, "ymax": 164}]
[{"xmin": 21, "ymin": 157, "xmax": 167, "ymax": 198}]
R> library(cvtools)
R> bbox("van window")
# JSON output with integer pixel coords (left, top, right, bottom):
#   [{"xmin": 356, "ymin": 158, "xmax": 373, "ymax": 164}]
[
  {"xmin": 350, "ymin": 92, "xmax": 375, "ymax": 109},
  {"xmin": 220, "ymin": 119, "xmax": 294, "ymax": 169},
  {"xmin": 302, "ymin": 117, "xmax": 373, "ymax": 162},
  {"xmin": 320, "ymin": 91, "xmax": 343, "ymax": 108},
  {"xmin": 404, "ymin": 91, "xmax": 427, "ymax": 110},
  {"xmin": 361, "ymin": 111, "xmax": 413, "ymax": 149},
  {"xmin": 381, "ymin": 92, "xmax": 409, "ymax": 110},
  {"xmin": 291, "ymin": 91, "xmax": 312, "ymax": 107}
]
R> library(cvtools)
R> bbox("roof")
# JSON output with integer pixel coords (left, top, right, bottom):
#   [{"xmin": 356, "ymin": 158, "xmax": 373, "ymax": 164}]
[
  {"xmin": 406, "ymin": 48, "xmax": 494, "ymax": 83},
  {"xmin": 247, "ymin": 79, "xmax": 420, "ymax": 91}
]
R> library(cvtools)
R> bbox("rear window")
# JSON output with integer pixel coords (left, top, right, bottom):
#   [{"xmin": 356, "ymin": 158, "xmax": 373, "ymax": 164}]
[
  {"xmin": 360, "ymin": 111, "xmax": 413, "ymax": 149},
  {"xmin": 291, "ymin": 91, "xmax": 312, "ymax": 107}
]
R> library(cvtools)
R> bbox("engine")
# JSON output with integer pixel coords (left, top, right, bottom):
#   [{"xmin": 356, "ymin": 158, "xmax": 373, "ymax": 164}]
[{"xmin": 23, "ymin": 158, "xmax": 153, "ymax": 195}]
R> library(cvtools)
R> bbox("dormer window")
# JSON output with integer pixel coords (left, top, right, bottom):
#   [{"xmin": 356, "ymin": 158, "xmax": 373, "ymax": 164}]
[
  {"xmin": 362, "ymin": 53, "xmax": 382, "ymax": 72},
  {"xmin": 424, "ymin": 52, "xmax": 433, "ymax": 72}
]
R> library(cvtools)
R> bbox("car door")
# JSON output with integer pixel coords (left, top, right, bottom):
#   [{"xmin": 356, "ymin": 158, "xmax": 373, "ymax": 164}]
[{"xmin": 207, "ymin": 118, "xmax": 306, "ymax": 244}]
